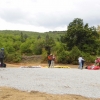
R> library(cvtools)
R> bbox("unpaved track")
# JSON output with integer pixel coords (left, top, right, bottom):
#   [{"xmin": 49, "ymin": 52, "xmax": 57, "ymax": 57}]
[{"xmin": 0, "ymin": 68, "xmax": 100, "ymax": 98}]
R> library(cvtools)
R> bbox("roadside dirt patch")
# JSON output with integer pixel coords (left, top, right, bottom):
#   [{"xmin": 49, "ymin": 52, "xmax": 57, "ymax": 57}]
[
  {"xmin": 6, "ymin": 63, "xmax": 79, "ymax": 68},
  {"xmin": 0, "ymin": 87, "xmax": 99, "ymax": 100},
  {"xmin": 5, "ymin": 55, "xmax": 79, "ymax": 68},
  {"xmin": 5, "ymin": 55, "xmax": 87, "ymax": 68}
]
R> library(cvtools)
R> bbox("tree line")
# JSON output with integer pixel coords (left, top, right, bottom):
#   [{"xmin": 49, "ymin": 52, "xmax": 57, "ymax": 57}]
[{"xmin": 0, "ymin": 18, "xmax": 100, "ymax": 64}]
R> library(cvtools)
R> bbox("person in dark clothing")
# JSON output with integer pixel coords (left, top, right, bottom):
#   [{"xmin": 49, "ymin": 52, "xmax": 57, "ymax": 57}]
[
  {"xmin": 0, "ymin": 48, "xmax": 5, "ymax": 67},
  {"xmin": 82, "ymin": 58, "xmax": 85, "ymax": 69}
]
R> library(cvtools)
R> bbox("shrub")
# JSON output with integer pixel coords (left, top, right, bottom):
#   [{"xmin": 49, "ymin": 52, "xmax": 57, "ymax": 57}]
[
  {"xmin": 57, "ymin": 50, "xmax": 67, "ymax": 63},
  {"xmin": 6, "ymin": 52, "xmax": 21, "ymax": 63},
  {"xmin": 69, "ymin": 46, "xmax": 81, "ymax": 64},
  {"xmin": 41, "ymin": 48, "xmax": 48, "ymax": 62}
]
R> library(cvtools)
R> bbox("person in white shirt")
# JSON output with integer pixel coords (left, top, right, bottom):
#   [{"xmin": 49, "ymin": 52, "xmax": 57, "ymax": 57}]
[
  {"xmin": 78, "ymin": 56, "xmax": 83, "ymax": 69},
  {"xmin": 51, "ymin": 55, "xmax": 55, "ymax": 68}
]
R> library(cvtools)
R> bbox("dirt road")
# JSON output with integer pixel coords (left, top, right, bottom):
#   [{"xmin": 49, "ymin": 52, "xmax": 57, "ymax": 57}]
[{"xmin": 0, "ymin": 63, "xmax": 99, "ymax": 100}]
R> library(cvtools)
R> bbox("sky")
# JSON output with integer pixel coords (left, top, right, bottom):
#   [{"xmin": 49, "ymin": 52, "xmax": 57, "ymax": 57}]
[{"xmin": 0, "ymin": 0, "xmax": 100, "ymax": 32}]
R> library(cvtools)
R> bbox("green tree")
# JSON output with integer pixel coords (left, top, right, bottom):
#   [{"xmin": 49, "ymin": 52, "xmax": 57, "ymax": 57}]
[
  {"xmin": 63, "ymin": 18, "xmax": 99, "ymax": 54},
  {"xmin": 69, "ymin": 46, "xmax": 81, "ymax": 64},
  {"xmin": 97, "ymin": 25, "xmax": 100, "ymax": 38},
  {"xmin": 32, "ymin": 39, "xmax": 44, "ymax": 55},
  {"xmin": 20, "ymin": 41, "xmax": 32, "ymax": 55},
  {"xmin": 43, "ymin": 34, "xmax": 55, "ymax": 55},
  {"xmin": 20, "ymin": 32, "xmax": 28, "ymax": 42}
]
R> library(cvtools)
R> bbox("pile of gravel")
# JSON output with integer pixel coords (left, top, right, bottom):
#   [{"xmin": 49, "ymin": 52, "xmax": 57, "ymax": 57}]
[{"xmin": 0, "ymin": 68, "xmax": 100, "ymax": 98}]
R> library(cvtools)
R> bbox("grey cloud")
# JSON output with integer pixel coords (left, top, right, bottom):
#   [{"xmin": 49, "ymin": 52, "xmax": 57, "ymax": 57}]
[
  {"xmin": 0, "ymin": 8, "xmax": 99, "ymax": 29},
  {"xmin": 0, "ymin": 8, "xmax": 29, "ymax": 24},
  {"xmin": 0, "ymin": 0, "xmax": 100, "ymax": 31},
  {"xmin": 27, "ymin": 12, "xmax": 73, "ymax": 28},
  {"xmin": 84, "ymin": 17, "xmax": 100, "ymax": 27}
]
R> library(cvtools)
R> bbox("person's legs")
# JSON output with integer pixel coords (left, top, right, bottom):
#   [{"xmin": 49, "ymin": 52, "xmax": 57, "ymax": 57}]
[
  {"xmin": 0, "ymin": 58, "xmax": 3, "ymax": 67},
  {"xmin": 0, "ymin": 58, "xmax": 1, "ymax": 67},
  {"xmin": 51, "ymin": 60, "xmax": 53, "ymax": 68},
  {"xmin": 48, "ymin": 60, "xmax": 51, "ymax": 68},
  {"xmin": 52, "ymin": 61, "xmax": 54, "ymax": 68},
  {"xmin": 51, "ymin": 60, "xmax": 54, "ymax": 68},
  {"xmin": 82, "ymin": 61, "xmax": 84, "ymax": 69},
  {"xmin": 79, "ymin": 62, "xmax": 82, "ymax": 69}
]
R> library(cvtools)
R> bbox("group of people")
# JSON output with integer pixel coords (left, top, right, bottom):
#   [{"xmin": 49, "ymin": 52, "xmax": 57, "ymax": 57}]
[
  {"xmin": 48, "ymin": 54, "xmax": 85, "ymax": 69},
  {"xmin": 78, "ymin": 56, "xmax": 85, "ymax": 69},
  {"xmin": 0, "ymin": 48, "xmax": 5, "ymax": 67},
  {"xmin": 47, "ymin": 54, "xmax": 55, "ymax": 68}
]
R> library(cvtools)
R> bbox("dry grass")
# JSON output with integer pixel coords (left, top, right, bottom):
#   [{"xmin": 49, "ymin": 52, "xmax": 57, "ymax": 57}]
[
  {"xmin": 6, "ymin": 63, "xmax": 78, "ymax": 68},
  {"xmin": 0, "ymin": 87, "xmax": 99, "ymax": 100}
]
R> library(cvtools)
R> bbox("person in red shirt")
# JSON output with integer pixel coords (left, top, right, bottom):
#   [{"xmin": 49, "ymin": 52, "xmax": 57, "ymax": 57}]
[{"xmin": 47, "ymin": 54, "xmax": 52, "ymax": 68}]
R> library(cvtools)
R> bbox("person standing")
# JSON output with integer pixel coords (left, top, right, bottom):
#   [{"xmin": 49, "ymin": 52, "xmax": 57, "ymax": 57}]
[
  {"xmin": 95, "ymin": 57, "xmax": 98, "ymax": 65},
  {"xmin": 47, "ymin": 54, "xmax": 52, "ymax": 68},
  {"xmin": 0, "ymin": 48, "xmax": 5, "ymax": 67},
  {"xmin": 82, "ymin": 57, "xmax": 85, "ymax": 69},
  {"xmin": 51, "ymin": 55, "xmax": 55, "ymax": 68},
  {"xmin": 78, "ymin": 56, "xmax": 83, "ymax": 69}
]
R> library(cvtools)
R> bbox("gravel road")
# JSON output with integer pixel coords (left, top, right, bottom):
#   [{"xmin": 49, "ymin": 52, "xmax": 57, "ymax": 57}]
[{"xmin": 0, "ymin": 68, "xmax": 100, "ymax": 98}]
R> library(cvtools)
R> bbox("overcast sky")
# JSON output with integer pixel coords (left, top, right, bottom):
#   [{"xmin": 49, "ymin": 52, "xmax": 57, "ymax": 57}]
[{"xmin": 0, "ymin": 0, "xmax": 100, "ymax": 32}]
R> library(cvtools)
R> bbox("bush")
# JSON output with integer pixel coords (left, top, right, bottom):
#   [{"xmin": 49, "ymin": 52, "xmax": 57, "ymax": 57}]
[
  {"xmin": 57, "ymin": 50, "xmax": 67, "ymax": 63},
  {"xmin": 6, "ymin": 52, "xmax": 21, "ymax": 63},
  {"xmin": 65, "ymin": 51, "xmax": 71, "ymax": 64},
  {"xmin": 69, "ymin": 46, "xmax": 81, "ymax": 64},
  {"xmin": 83, "ymin": 53, "xmax": 95, "ymax": 64},
  {"xmin": 41, "ymin": 48, "xmax": 48, "ymax": 62}
]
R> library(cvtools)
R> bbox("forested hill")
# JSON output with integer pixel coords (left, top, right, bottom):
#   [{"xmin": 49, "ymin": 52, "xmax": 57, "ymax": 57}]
[
  {"xmin": 0, "ymin": 18, "xmax": 100, "ymax": 64},
  {"xmin": 0, "ymin": 30, "xmax": 66, "ymax": 63},
  {"xmin": 0, "ymin": 30, "xmax": 66, "ymax": 39}
]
